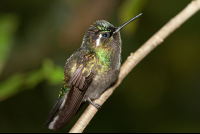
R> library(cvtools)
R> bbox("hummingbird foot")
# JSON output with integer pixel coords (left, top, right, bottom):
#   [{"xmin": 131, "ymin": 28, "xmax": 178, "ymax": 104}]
[{"xmin": 87, "ymin": 97, "xmax": 101, "ymax": 109}]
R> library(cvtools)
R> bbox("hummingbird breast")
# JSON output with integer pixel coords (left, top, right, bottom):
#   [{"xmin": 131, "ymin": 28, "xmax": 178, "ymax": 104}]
[
  {"xmin": 85, "ymin": 31, "xmax": 122, "ymax": 100},
  {"xmin": 85, "ymin": 69, "xmax": 119, "ymax": 100},
  {"xmin": 85, "ymin": 49, "xmax": 121, "ymax": 100}
]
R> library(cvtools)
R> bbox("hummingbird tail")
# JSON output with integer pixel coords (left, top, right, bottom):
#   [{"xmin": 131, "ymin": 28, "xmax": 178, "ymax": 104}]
[
  {"xmin": 44, "ymin": 98, "xmax": 64, "ymax": 127},
  {"xmin": 48, "ymin": 86, "xmax": 86, "ymax": 130}
]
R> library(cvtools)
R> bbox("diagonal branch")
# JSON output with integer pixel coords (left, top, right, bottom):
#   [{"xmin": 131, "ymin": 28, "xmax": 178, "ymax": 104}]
[{"xmin": 69, "ymin": 0, "xmax": 200, "ymax": 133}]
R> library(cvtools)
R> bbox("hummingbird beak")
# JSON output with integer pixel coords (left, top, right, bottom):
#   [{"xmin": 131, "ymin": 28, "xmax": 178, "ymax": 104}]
[{"xmin": 113, "ymin": 13, "xmax": 142, "ymax": 34}]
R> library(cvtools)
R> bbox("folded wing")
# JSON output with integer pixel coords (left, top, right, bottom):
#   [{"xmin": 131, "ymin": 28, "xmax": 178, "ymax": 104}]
[{"xmin": 47, "ymin": 52, "xmax": 96, "ymax": 130}]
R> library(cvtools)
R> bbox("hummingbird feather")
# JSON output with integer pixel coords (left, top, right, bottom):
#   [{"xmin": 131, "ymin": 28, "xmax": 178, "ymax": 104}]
[
  {"xmin": 43, "ymin": 97, "xmax": 64, "ymax": 127},
  {"xmin": 45, "ymin": 51, "xmax": 96, "ymax": 130}
]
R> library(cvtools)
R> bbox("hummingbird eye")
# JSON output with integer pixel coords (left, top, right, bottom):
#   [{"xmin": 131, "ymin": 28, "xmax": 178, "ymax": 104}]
[
  {"xmin": 102, "ymin": 33, "xmax": 110, "ymax": 38},
  {"xmin": 103, "ymin": 33, "xmax": 107, "ymax": 37}
]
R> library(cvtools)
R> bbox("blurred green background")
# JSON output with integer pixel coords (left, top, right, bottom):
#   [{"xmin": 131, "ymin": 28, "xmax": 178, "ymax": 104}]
[{"xmin": 0, "ymin": 0, "xmax": 200, "ymax": 132}]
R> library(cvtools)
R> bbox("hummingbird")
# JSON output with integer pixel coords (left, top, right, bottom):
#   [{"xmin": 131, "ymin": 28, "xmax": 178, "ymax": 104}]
[{"xmin": 44, "ymin": 13, "xmax": 142, "ymax": 130}]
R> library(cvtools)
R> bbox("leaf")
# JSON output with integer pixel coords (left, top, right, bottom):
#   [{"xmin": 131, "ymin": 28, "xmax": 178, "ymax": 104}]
[
  {"xmin": 25, "ymin": 69, "xmax": 45, "ymax": 89},
  {"xmin": 0, "ymin": 14, "xmax": 19, "ymax": 75},
  {"xmin": 0, "ymin": 73, "xmax": 24, "ymax": 101},
  {"xmin": 42, "ymin": 58, "xmax": 63, "ymax": 85}
]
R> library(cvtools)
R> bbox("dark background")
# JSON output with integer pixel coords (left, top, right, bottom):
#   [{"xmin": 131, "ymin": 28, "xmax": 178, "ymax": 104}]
[{"xmin": 0, "ymin": 0, "xmax": 200, "ymax": 132}]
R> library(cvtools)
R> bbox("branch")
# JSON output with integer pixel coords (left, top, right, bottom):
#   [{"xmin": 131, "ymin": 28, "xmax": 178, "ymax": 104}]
[{"xmin": 69, "ymin": 0, "xmax": 200, "ymax": 133}]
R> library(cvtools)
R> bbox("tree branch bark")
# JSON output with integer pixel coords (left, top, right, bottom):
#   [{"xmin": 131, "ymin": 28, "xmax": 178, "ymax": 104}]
[{"xmin": 69, "ymin": 0, "xmax": 200, "ymax": 133}]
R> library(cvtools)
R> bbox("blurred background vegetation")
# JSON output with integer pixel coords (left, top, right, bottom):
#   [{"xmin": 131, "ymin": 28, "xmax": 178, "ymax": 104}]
[{"xmin": 0, "ymin": 0, "xmax": 200, "ymax": 132}]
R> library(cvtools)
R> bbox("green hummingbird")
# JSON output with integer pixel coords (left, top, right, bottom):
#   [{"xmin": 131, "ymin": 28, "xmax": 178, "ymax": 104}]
[{"xmin": 44, "ymin": 13, "xmax": 142, "ymax": 130}]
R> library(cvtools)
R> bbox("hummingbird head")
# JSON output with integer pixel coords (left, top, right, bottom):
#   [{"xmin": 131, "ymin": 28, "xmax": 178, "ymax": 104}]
[
  {"xmin": 82, "ymin": 20, "xmax": 116, "ymax": 48},
  {"xmin": 81, "ymin": 13, "xmax": 142, "ymax": 50}
]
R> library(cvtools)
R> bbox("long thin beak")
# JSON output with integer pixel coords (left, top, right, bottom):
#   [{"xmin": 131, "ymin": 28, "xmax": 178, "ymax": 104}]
[{"xmin": 113, "ymin": 13, "xmax": 142, "ymax": 34}]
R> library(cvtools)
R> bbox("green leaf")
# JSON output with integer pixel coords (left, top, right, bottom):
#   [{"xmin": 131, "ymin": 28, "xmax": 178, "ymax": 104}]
[
  {"xmin": 42, "ymin": 58, "xmax": 63, "ymax": 85},
  {"xmin": 0, "ymin": 73, "xmax": 24, "ymax": 101},
  {"xmin": 0, "ymin": 14, "xmax": 19, "ymax": 75},
  {"xmin": 25, "ymin": 69, "xmax": 45, "ymax": 89}
]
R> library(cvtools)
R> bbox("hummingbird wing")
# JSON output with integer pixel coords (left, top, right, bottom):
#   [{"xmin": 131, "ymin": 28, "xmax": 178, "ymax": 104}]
[
  {"xmin": 44, "ymin": 97, "xmax": 64, "ymax": 127},
  {"xmin": 48, "ymin": 52, "xmax": 96, "ymax": 130}
]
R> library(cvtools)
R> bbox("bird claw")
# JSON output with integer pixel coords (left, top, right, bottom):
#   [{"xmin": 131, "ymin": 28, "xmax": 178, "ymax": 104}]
[{"xmin": 87, "ymin": 97, "xmax": 101, "ymax": 109}]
